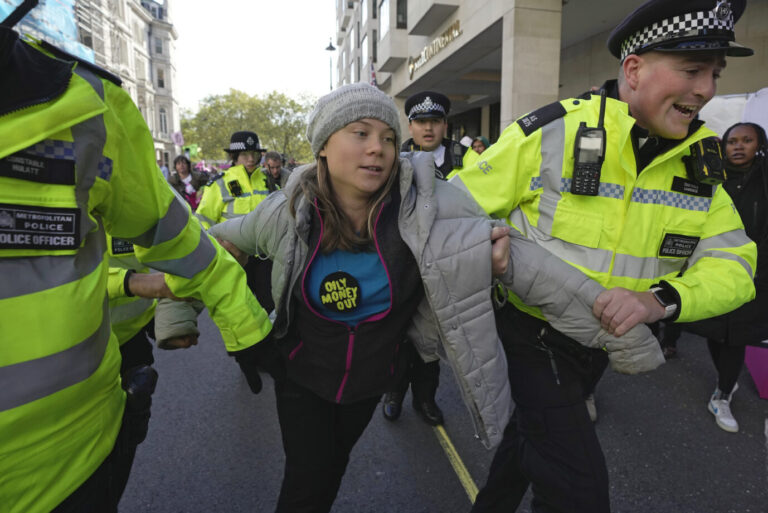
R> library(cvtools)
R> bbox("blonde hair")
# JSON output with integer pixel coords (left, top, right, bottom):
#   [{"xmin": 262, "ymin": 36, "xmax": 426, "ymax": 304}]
[{"xmin": 289, "ymin": 156, "xmax": 400, "ymax": 253}]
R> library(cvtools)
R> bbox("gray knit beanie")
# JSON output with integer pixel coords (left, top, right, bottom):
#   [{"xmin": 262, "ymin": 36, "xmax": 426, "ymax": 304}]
[{"xmin": 307, "ymin": 83, "xmax": 401, "ymax": 156}]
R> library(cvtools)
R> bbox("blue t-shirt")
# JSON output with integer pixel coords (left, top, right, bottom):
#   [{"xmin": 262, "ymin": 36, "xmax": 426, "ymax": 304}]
[{"xmin": 306, "ymin": 248, "xmax": 391, "ymax": 326}]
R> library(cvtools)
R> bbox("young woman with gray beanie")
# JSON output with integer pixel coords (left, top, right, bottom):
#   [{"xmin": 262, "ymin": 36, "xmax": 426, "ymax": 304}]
[{"xmin": 208, "ymin": 82, "xmax": 662, "ymax": 512}]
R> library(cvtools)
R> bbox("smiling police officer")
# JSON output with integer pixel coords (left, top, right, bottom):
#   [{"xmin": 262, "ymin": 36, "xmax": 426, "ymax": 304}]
[{"xmin": 456, "ymin": 1, "xmax": 758, "ymax": 512}]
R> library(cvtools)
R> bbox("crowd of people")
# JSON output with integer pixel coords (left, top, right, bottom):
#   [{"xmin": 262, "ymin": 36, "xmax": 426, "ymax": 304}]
[{"xmin": 1, "ymin": 1, "xmax": 765, "ymax": 513}]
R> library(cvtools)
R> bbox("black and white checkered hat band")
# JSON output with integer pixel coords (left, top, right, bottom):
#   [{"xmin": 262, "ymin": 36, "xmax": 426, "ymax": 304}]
[
  {"xmin": 620, "ymin": 9, "xmax": 733, "ymax": 60},
  {"xmin": 408, "ymin": 96, "xmax": 447, "ymax": 119},
  {"xmin": 229, "ymin": 142, "xmax": 247, "ymax": 151}
]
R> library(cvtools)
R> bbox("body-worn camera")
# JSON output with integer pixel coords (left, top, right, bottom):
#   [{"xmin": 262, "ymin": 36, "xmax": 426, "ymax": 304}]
[
  {"xmin": 227, "ymin": 180, "xmax": 244, "ymax": 197},
  {"xmin": 683, "ymin": 137, "xmax": 727, "ymax": 185}
]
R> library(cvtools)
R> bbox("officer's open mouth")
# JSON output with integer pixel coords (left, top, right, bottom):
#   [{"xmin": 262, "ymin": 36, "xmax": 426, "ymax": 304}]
[
  {"xmin": 673, "ymin": 104, "xmax": 698, "ymax": 117},
  {"xmin": 361, "ymin": 166, "xmax": 383, "ymax": 172}
]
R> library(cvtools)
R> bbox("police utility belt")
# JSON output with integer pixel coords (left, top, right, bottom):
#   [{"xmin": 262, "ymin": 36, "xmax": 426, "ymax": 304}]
[{"xmin": 570, "ymin": 90, "xmax": 726, "ymax": 197}]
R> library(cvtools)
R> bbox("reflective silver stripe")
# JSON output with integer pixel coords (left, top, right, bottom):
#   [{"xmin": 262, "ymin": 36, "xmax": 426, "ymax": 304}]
[
  {"xmin": 110, "ymin": 297, "xmax": 154, "ymax": 324},
  {"xmin": 693, "ymin": 229, "xmax": 752, "ymax": 253},
  {"xmin": 74, "ymin": 66, "xmax": 104, "ymax": 100},
  {"xmin": 509, "ymin": 213, "xmax": 614, "ymax": 274},
  {"xmin": 535, "ymin": 118, "xmax": 566, "ymax": 235},
  {"xmin": 221, "ymin": 211, "xmax": 245, "ymax": 220},
  {"xmin": 217, "ymin": 179, "xmax": 233, "ymax": 202},
  {"xmin": 0, "ymin": 297, "xmax": 112, "ymax": 412},
  {"xmin": 225, "ymin": 199, "xmax": 237, "ymax": 218},
  {"xmin": 611, "ymin": 252, "xmax": 686, "ymax": 280},
  {"xmin": 631, "ymin": 187, "xmax": 712, "ymax": 211},
  {"xmin": 125, "ymin": 198, "xmax": 189, "ymax": 248},
  {"xmin": 0, "ymin": 224, "xmax": 105, "ymax": 300},
  {"xmin": 688, "ymin": 229, "xmax": 755, "ymax": 278},
  {"xmin": 689, "ymin": 249, "xmax": 754, "ymax": 279},
  {"xmin": 194, "ymin": 211, "xmax": 216, "ymax": 227},
  {"xmin": 145, "ymin": 229, "xmax": 216, "ymax": 278}
]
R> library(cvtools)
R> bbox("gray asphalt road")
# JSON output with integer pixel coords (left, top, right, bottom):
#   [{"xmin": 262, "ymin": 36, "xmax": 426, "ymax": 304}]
[{"xmin": 121, "ymin": 313, "xmax": 767, "ymax": 512}]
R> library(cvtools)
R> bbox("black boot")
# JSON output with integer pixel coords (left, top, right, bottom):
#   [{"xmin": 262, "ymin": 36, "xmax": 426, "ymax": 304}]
[
  {"xmin": 413, "ymin": 399, "xmax": 444, "ymax": 426},
  {"xmin": 382, "ymin": 391, "xmax": 404, "ymax": 421}
]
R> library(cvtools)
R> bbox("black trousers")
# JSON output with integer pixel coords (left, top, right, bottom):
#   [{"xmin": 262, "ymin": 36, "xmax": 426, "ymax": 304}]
[
  {"xmin": 471, "ymin": 305, "xmax": 610, "ymax": 513},
  {"xmin": 274, "ymin": 378, "xmax": 380, "ymax": 513},
  {"xmin": 707, "ymin": 340, "xmax": 745, "ymax": 394},
  {"xmin": 53, "ymin": 325, "xmax": 156, "ymax": 512},
  {"xmin": 390, "ymin": 340, "xmax": 440, "ymax": 403}
]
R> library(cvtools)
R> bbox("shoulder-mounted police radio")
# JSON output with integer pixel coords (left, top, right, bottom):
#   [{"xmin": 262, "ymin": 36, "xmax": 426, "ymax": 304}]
[
  {"xmin": 683, "ymin": 137, "xmax": 727, "ymax": 185},
  {"xmin": 571, "ymin": 89, "xmax": 607, "ymax": 196}
]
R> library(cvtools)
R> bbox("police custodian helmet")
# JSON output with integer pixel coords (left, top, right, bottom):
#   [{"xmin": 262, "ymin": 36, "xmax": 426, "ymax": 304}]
[
  {"xmin": 404, "ymin": 91, "xmax": 451, "ymax": 121},
  {"xmin": 607, "ymin": 0, "xmax": 753, "ymax": 60},
  {"xmin": 224, "ymin": 131, "xmax": 267, "ymax": 153}
]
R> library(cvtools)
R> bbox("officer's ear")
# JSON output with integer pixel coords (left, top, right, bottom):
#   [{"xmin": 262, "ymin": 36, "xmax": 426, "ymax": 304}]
[
  {"xmin": 319, "ymin": 145, "xmax": 327, "ymax": 158},
  {"xmin": 622, "ymin": 54, "xmax": 642, "ymax": 91}
]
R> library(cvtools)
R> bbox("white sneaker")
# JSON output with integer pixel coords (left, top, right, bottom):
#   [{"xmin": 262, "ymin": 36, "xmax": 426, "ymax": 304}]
[
  {"xmin": 585, "ymin": 394, "xmax": 597, "ymax": 422},
  {"xmin": 708, "ymin": 387, "xmax": 739, "ymax": 433}
]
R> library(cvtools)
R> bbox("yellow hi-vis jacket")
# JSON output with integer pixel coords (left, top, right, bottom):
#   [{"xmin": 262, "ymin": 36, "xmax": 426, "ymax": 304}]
[
  {"xmin": 0, "ymin": 36, "xmax": 271, "ymax": 513},
  {"xmin": 107, "ymin": 234, "xmax": 155, "ymax": 344},
  {"xmin": 451, "ymin": 94, "xmax": 756, "ymax": 323},
  {"xmin": 195, "ymin": 164, "xmax": 273, "ymax": 229}
]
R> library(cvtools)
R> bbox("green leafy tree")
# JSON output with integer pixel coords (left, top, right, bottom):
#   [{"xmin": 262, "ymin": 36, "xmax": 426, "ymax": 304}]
[{"xmin": 180, "ymin": 89, "xmax": 314, "ymax": 164}]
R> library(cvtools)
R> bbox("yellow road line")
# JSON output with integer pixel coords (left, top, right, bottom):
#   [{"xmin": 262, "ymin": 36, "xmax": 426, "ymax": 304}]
[{"xmin": 433, "ymin": 424, "xmax": 479, "ymax": 503}]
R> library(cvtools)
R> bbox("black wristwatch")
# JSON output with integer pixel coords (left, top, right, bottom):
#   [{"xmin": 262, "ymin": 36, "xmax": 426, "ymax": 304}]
[
  {"xmin": 649, "ymin": 286, "xmax": 677, "ymax": 319},
  {"xmin": 124, "ymin": 269, "xmax": 136, "ymax": 297}
]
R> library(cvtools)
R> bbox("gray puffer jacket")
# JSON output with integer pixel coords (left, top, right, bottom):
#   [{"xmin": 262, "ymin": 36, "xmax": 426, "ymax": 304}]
[{"xmin": 210, "ymin": 152, "xmax": 662, "ymax": 448}]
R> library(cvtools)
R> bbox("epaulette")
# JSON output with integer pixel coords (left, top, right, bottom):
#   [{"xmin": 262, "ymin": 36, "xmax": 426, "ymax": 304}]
[
  {"xmin": 204, "ymin": 171, "xmax": 225, "ymax": 187},
  {"xmin": 516, "ymin": 101, "xmax": 567, "ymax": 137},
  {"xmin": 38, "ymin": 39, "xmax": 122, "ymax": 86}
]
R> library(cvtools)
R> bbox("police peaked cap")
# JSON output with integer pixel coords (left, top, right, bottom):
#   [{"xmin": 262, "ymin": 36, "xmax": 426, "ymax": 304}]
[
  {"xmin": 224, "ymin": 131, "xmax": 267, "ymax": 153},
  {"xmin": 405, "ymin": 91, "xmax": 450, "ymax": 121},
  {"xmin": 607, "ymin": 0, "xmax": 753, "ymax": 60}
]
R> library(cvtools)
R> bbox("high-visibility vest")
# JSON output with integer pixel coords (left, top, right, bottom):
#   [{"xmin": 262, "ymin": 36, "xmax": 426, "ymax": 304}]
[
  {"xmin": 452, "ymin": 93, "xmax": 756, "ymax": 322},
  {"xmin": 107, "ymin": 234, "xmax": 156, "ymax": 344},
  {"xmin": 0, "ymin": 35, "xmax": 270, "ymax": 513},
  {"xmin": 195, "ymin": 164, "xmax": 272, "ymax": 228}
]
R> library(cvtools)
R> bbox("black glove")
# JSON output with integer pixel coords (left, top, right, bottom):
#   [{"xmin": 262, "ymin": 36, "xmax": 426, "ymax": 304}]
[{"xmin": 229, "ymin": 334, "xmax": 285, "ymax": 394}]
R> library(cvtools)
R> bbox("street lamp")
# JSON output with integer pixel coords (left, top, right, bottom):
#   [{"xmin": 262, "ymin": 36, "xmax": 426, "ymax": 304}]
[{"xmin": 325, "ymin": 38, "xmax": 335, "ymax": 91}]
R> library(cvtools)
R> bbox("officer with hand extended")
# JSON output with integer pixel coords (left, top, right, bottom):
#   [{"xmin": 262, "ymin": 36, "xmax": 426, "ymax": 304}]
[
  {"xmin": 457, "ymin": 1, "xmax": 758, "ymax": 512},
  {"xmin": 0, "ymin": 2, "xmax": 272, "ymax": 511}
]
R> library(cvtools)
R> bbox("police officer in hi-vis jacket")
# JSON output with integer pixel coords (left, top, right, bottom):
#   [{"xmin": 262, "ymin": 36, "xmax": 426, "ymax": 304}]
[{"xmin": 455, "ymin": 1, "xmax": 757, "ymax": 512}]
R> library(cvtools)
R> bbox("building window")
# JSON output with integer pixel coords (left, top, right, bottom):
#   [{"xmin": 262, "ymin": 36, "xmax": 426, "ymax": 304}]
[
  {"xmin": 351, "ymin": 58, "xmax": 357, "ymax": 84},
  {"xmin": 396, "ymin": 0, "xmax": 407, "ymax": 29},
  {"xmin": 350, "ymin": 24, "xmax": 356, "ymax": 51},
  {"xmin": 159, "ymin": 107, "xmax": 168, "ymax": 134},
  {"xmin": 379, "ymin": 0, "xmax": 389, "ymax": 40},
  {"xmin": 373, "ymin": 30, "xmax": 377, "ymax": 62},
  {"xmin": 81, "ymin": 30, "xmax": 93, "ymax": 48},
  {"xmin": 357, "ymin": 56, "xmax": 361, "ymax": 82},
  {"xmin": 361, "ymin": 33, "xmax": 368, "ymax": 67},
  {"xmin": 372, "ymin": 0, "xmax": 377, "ymax": 18},
  {"xmin": 157, "ymin": 68, "xmax": 165, "ymax": 88},
  {"xmin": 154, "ymin": 37, "xmax": 162, "ymax": 54},
  {"xmin": 362, "ymin": 0, "xmax": 368, "ymax": 21}
]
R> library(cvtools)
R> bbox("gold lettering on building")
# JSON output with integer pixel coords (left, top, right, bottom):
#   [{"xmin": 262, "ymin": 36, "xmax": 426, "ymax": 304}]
[{"xmin": 408, "ymin": 20, "xmax": 463, "ymax": 79}]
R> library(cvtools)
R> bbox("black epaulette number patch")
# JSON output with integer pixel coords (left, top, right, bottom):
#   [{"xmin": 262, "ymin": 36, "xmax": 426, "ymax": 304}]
[
  {"xmin": 516, "ymin": 102, "xmax": 568, "ymax": 137},
  {"xmin": 204, "ymin": 172, "xmax": 225, "ymax": 187}
]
